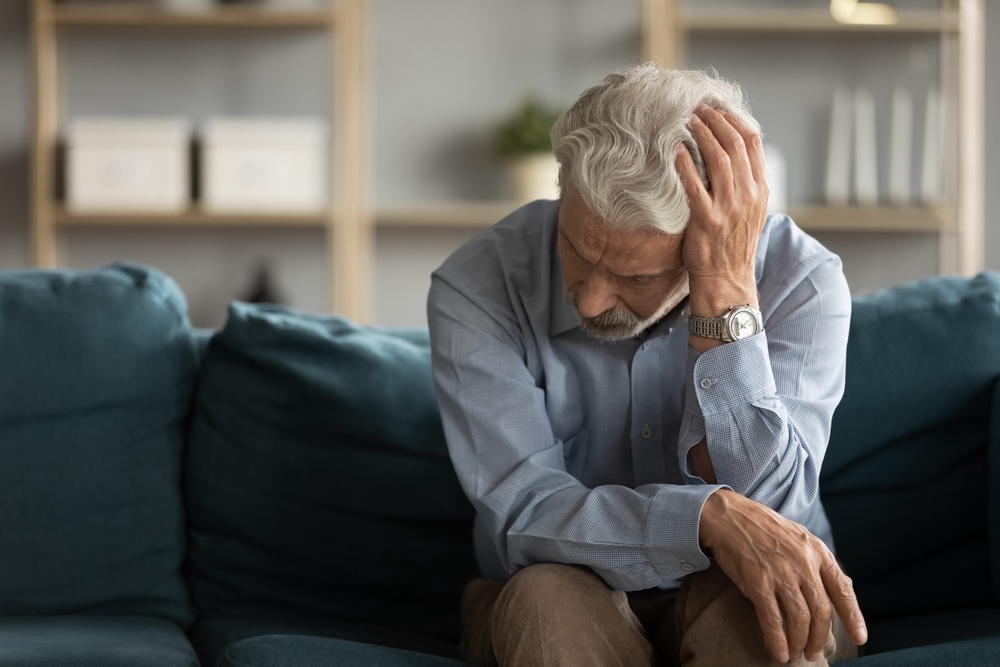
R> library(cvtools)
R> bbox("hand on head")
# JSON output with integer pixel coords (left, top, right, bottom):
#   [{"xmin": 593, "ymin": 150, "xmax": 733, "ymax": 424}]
[{"xmin": 676, "ymin": 104, "xmax": 769, "ymax": 314}]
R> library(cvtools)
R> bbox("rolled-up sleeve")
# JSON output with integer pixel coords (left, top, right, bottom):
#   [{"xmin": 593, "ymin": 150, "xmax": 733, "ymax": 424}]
[
  {"xmin": 429, "ymin": 274, "xmax": 724, "ymax": 590},
  {"xmin": 677, "ymin": 255, "xmax": 852, "ymax": 519}
]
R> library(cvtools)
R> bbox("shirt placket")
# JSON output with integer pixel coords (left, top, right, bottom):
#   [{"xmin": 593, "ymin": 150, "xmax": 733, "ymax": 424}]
[{"xmin": 630, "ymin": 335, "xmax": 666, "ymax": 487}]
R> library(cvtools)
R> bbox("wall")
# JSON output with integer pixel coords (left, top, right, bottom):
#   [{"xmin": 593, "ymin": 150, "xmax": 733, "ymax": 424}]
[
  {"xmin": 986, "ymin": 0, "xmax": 1000, "ymax": 272},
  {"xmin": 0, "ymin": 0, "xmax": 995, "ymax": 327},
  {"xmin": 0, "ymin": 2, "xmax": 30, "ymax": 269}
]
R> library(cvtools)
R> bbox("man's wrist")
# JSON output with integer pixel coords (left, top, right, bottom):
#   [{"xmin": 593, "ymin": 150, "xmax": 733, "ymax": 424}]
[
  {"xmin": 698, "ymin": 487, "xmax": 736, "ymax": 552},
  {"xmin": 688, "ymin": 274, "xmax": 758, "ymax": 317}
]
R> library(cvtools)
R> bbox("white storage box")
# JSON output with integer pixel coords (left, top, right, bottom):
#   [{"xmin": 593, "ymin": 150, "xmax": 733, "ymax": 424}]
[
  {"xmin": 201, "ymin": 119, "xmax": 328, "ymax": 213},
  {"xmin": 67, "ymin": 118, "xmax": 191, "ymax": 213}
]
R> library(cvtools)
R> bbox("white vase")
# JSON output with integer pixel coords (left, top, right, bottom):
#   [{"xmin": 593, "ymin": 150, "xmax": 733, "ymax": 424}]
[
  {"xmin": 159, "ymin": 0, "xmax": 214, "ymax": 11},
  {"xmin": 507, "ymin": 153, "xmax": 560, "ymax": 203}
]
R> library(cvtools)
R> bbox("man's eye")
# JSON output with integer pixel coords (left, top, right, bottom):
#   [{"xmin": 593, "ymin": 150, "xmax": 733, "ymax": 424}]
[{"xmin": 562, "ymin": 238, "xmax": 585, "ymax": 260}]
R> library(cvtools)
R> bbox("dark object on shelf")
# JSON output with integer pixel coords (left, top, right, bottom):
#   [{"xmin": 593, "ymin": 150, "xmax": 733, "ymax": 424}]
[{"xmin": 241, "ymin": 262, "xmax": 285, "ymax": 305}]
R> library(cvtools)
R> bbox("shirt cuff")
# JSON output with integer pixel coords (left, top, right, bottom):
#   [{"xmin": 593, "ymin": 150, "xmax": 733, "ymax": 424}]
[
  {"xmin": 644, "ymin": 483, "xmax": 728, "ymax": 581},
  {"xmin": 686, "ymin": 332, "xmax": 777, "ymax": 418}
]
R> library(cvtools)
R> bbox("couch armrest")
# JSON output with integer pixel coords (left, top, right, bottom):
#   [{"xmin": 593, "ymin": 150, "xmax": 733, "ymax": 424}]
[{"xmin": 990, "ymin": 377, "xmax": 1000, "ymax": 603}]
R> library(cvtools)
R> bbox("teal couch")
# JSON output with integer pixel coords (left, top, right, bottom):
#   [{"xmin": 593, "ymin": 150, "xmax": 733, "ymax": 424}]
[{"xmin": 0, "ymin": 263, "xmax": 997, "ymax": 666}]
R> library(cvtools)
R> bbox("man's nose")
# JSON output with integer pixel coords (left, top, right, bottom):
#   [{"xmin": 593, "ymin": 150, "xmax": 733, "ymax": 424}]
[{"xmin": 575, "ymin": 273, "xmax": 618, "ymax": 319}]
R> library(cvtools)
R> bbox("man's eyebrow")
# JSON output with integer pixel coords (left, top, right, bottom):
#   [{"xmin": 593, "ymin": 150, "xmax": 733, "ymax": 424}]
[
  {"xmin": 613, "ymin": 269, "xmax": 665, "ymax": 281},
  {"xmin": 560, "ymin": 229, "xmax": 671, "ymax": 280},
  {"xmin": 558, "ymin": 229, "xmax": 587, "ymax": 259}
]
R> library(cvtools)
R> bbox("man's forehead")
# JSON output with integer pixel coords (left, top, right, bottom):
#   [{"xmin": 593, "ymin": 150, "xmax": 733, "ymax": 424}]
[{"xmin": 559, "ymin": 202, "xmax": 682, "ymax": 273}]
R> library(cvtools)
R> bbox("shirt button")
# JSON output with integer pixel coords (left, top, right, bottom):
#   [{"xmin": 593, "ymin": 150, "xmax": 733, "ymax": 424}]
[
  {"xmin": 681, "ymin": 562, "xmax": 694, "ymax": 572},
  {"xmin": 700, "ymin": 378, "xmax": 716, "ymax": 389},
  {"xmin": 642, "ymin": 341, "xmax": 651, "ymax": 350},
  {"xmin": 640, "ymin": 425, "xmax": 652, "ymax": 439}
]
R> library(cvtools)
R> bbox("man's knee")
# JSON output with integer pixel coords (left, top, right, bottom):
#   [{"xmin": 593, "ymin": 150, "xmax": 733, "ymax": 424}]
[
  {"xmin": 493, "ymin": 563, "xmax": 610, "ymax": 627},
  {"xmin": 490, "ymin": 564, "xmax": 651, "ymax": 666}
]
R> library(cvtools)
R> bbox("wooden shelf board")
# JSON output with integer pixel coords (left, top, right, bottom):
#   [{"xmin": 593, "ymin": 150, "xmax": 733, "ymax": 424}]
[
  {"xmin": 681, "ymin": 8, "xmax": 958, "ymax": 33},
  {"xmin": 789, "ymin": 206, "xmax": 954, "ymax": 233},
  {"xmin": 54, "ymin": 207, "xmax": 328, "ymax": 228},
  {"xmin": 376, "ymin": 201, "xmax": 522, "ymax": 228},
  {"xmin": 50, "ymin": 4, "xmax": 333, "ymax": 29},
  {"xmin": 377, "ymin": 202, "xmax": 953, "ymax": 234}
]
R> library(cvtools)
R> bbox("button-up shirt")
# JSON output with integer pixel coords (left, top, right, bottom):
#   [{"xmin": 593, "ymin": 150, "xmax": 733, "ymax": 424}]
[{"xmin": 427, "ymin": 199, "xmax": 851, "ymax": 591}]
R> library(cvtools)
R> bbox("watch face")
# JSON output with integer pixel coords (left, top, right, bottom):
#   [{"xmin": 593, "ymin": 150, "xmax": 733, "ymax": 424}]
[{"xmin": 728, "ymin": 308, "xmax": 760, "ymax": 340}]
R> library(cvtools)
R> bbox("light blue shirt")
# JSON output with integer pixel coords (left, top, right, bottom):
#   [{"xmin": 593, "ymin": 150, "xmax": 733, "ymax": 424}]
[{"xmin": 427, "ymin": 199, "xmax": 851, "ymax": 591}]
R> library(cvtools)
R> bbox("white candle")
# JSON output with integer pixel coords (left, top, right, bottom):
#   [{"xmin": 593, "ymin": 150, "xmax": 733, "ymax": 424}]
[
  {"xmin": 854, "ymin": 87, "xmax": 878, "ymax": 207},
  {"xmin": 888, "ymin": 86, "xmax": 913, "ymax": 206},
  {"xmin": 825, "ymin": 87, "xmax": 853, "ymax": 206},
  {"xmin": 764, "ymin": 144, "xmax": 787, "ymax": 214},
  {"xmin": 920, "ymin": 86, "xmax": 942, "ymax": 205}
]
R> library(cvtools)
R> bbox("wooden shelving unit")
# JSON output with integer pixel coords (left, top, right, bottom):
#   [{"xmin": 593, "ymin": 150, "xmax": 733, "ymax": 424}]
[
  {"xmin": 641, "ymin": 0, "xmax": 985, "ymax": 277},
  {"xmin": 789, "ymin": 205, "xmax": 954, "ymax": 234},
  {"xmin": 375, "ymin": 201, "xmax": 521, "ymax": 229},
  {"xmin": 371, "ymin": 203, "xmax": 954, "ymax": 235},
  {"xmin": 30, "ymin": 0, "xmax": 370, "ymax": 321},
  {"xmin": 50, "ymin": 5, "xmax": 333, "ymax": 28},
  {"xmin": 680, "ymin": 8, "xmax": 959, "ymax": 34},
  {"xmin": 53, "ymin": 206, "xmax": 328, "ymax": 228}
]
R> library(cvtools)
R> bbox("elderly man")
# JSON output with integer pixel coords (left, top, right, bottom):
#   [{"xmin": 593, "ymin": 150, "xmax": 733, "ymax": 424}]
[{"xmin": 427, "ymin": 65, "xmax": 868, "ymax": 667}]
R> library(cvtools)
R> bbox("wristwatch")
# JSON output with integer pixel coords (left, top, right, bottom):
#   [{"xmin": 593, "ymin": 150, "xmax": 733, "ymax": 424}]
[{"xmin": 688, "ymin": 305, "xmax": 764, "ymax": 342}]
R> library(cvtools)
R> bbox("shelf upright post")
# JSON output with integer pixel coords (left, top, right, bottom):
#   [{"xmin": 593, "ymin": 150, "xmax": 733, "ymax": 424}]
[
  {"xmin": 641, "ymin": 0, "xmax": 680, "ymax": 67},
  {"xmin": 330, "ymin": 0, "xmax": 371, "ymax": 321},
  {"xmin": 31, "ymin": 0, "xmax": 59, "ymax": 268},
  {"xmin": 956, "ymin": 0, "xmax": 984, "ymax": 276}
]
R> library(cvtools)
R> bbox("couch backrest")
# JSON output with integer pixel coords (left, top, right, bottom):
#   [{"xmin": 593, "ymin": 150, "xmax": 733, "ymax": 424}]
[
  {"xmin": 821, "ymin": 272, "xmax": 1000, "ymax": 621},
  {"xmin": 0, "ymin": 264, "xmax": 198, "ymax": 626},
  {"xmin": 184, "ymin": 303, "xmax": 478, "ymax": 642}
]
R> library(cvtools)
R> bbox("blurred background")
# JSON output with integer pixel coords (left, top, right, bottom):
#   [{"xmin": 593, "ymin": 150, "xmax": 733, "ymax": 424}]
[{"xmin": 0, "ymin": 0, "xmax": 996, "ymax": 328}]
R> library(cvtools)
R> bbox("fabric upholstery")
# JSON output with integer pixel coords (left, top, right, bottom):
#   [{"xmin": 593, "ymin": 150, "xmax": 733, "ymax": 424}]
[
  {"xmin": 219, "ymin": 634, "xmax": 470, "ymax": 667},
  {"xmin": 0, "ymin": 264, "xmax": 196, "ymax": 625},
  {"xmin": 865, "ymin": 608, "xmax": 1000, "ymax": 656},
  {"xmin": 821, "ymin": 273, "xmax": 1000, "ymax": 622},
  {"xmin": 0, "ymin": 615, "xmax": 198, "ymax": 667},
  {"xmin": 185, "ymin": 303, "xmax": 478, "ymax": 644},
  {"xmin": 851, "ymin": 636, "xmax": 1000, "ymax": 666},
  {"xmin": 189, "ymin": 612, "xmax": 463, "ymax": 667},
  {"xmin": 991, "ymin": 379, "xmax": 1000, "ymax": 602}
]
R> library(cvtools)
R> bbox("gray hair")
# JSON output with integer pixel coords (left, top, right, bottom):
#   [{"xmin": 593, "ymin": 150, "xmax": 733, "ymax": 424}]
[{"xmin": 550, "ymin": 64, "xmax": 761, "ymax": 235}]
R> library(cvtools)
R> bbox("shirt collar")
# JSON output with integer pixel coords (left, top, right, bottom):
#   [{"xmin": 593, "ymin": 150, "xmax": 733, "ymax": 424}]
[{"xmin": 549, "ymin": 237, "xmax": 580, "ymax": 337}]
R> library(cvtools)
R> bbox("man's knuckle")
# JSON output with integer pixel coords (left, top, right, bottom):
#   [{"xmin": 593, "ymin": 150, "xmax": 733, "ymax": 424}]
[
  {"xmin": 743, "ymin": 582, "xmax": 766, "ymax": 603},
  {"xmin": 763, "ymin": 605, "xmax": 783, "ymax": 625},
  {"xmin": 791, "ymin": 607, "xmax": 810, "ymax": 626}
]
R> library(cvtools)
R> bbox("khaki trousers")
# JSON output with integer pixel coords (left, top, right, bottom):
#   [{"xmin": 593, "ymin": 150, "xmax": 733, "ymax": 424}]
[{"xmin": 459, "ymin": 562, "xmax": 858, "ymax": 667}]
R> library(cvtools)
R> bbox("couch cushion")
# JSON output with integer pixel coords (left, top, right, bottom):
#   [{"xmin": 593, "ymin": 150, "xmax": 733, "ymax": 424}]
[
  {"xmin": 992, "ymin": 379, "xmax": 1000, "ymax": 602},
  {"xmin": 853, "ymin": 637, "xmax": 1000, "ymax": 666},
  {"xmin": 0, "ymin": 264, "xmax": 197, "ymax": 625},
  {"xmin": 189, "ymin": 613, "xmax": 463, "ymax": 667},
  {"xmin": 0, "ymin": 615, "xmax": 198, "ymax": 667},
  {"xmin": 220, "ymin": 634, "xmax": 470, "ymax": 667},
  {"xmin": 820, "ymin": 273, "xmax": 1000, "ymax": 621},
  {"xmin": 865, "ymin": 607, "xmax": 1000, "ymax": 656},
  {"xmin": 185, "ymin": 303, "xmax": 478, "ymax": 643}
]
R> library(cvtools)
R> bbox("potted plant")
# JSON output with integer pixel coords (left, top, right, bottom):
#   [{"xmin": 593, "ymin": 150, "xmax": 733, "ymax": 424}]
[{"xmin": 491, "ymin": 98, "xmax": 564, "ymax": 203}]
